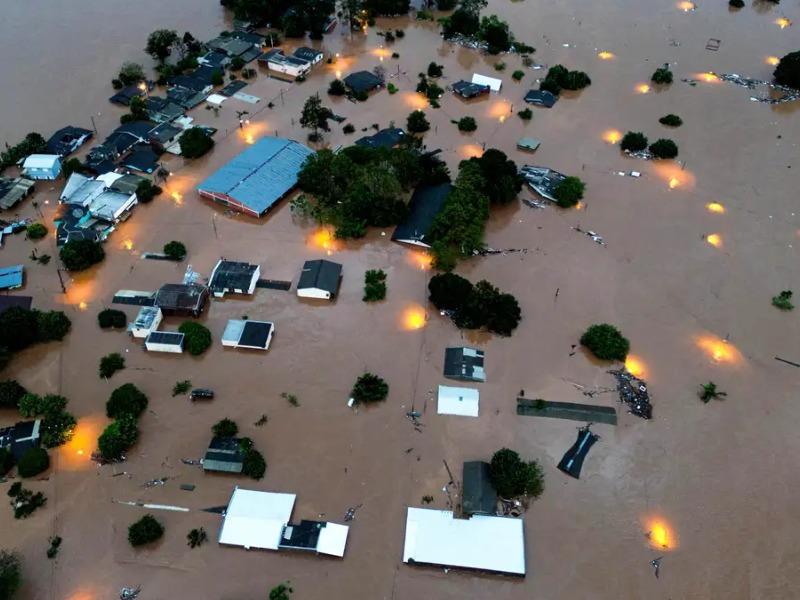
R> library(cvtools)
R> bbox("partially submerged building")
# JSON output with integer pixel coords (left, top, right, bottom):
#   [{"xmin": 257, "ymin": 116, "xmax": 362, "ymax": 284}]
[
  {"xmin": 471, "ymin": 73, "xmax": 502, "ymax": 92},
  {"xmin": 344, "ymin": 71, "xmax": 383, "ymax": 94},
  {"xmin": 391, "ymin": 183, "xmax": 452, "ymax": 248},
  {"xmin": 218, "ymin": 487, "xmax": 349, "ymax": 557},
  {"xmin": 0, "ymin": 177, "xmax": 35, "ymax": 211},
  {"xmin": 452, "ymin": 80, "xmax": 491, "ymax": 99},
  {"xmin": 520, "ymin": 165, "xmax": 567, "ymax": 203},
  {"xmin": 0, "ymin": 420, "xmax": 42, "ymax": 460},
  {"xmin": 523, "ymin": 89, "xmax": 558, "ymax": 108},
  {"xmin": 209, "ymin": 259, "xmax": 260, "ymax": 297},
  {"xmin": 145, "ymin": 331, "xmax": 185, "ymax": 353},
  {"xmin": 259, "ymin": 49, "xmax": 312, "ymax": 79},
  {"xmin": 297, "ymin": 259, "xmax": 342, "ymax": 300},
  {"xmin": 462, "ymin": 461, "xmax": 497, "ymax": 517},
  {"xmin": 197, "ymin": 137, "xmax": 313, "ymax": 217},
  {"xmin": 437, "ymin": 385, "xmax": 480, "ymax": 417},
  {"xmin": 154, "ymin": 283, "xmax": 209, "ymax": 317},
  {"xmin": 0, "ymin": 295, "xmax": 32, "ymax": 316},
  {"xmin": 355, "ymin": 127, "xmax": 406, "ymax": 150},
  {"xmin": 203, "ymin": 436, "xmax": 244, "ymax": 473},
  {"xmin": 0, "ymin": 265, "xmax": 24, "ymax": 291},
  {"xmin": 45, "ymin": 126, "xmax": 93, "ymax": 156},
  {"xmin": 128, "ymin": 306, "xmax": 163, "ymax": 339},
  {"xmin": 21, "ymin": 155, "xmax": 61, "ymax": 180},
  {"xmin": 222, "ymin": 319, "xmax": 275, "ymax": 351},
  {"xmin": 402, "ymin": 507, "xmax": 525, "ymax": 576},
  {"xmin": 59, "ymin": 172, "xmax": 138, "ymax": 226},
  {"xmin": 443, "ymin": 347, "xmax": 485, "ymax": 382},
  {"xmin": 293, "ymin": 47, "xmax": 324, "ymax": 65},
  {"xmin": 517, "ymin": 137, "xmax": 541, "ymax": 153}
]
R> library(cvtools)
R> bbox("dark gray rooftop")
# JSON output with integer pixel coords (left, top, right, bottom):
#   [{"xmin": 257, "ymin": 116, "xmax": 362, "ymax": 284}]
[
  {"xmin": 443, "ymin": 347, "xmax": 486, "ymax": 382},
  {"xmin": 298, "ymin": 259, "xmax": 342, "ymax": 296},
  {"xmin": 462, "ymin": 461, "xmax": 497, "ymax": 516},
  {"xmin": 391, "ymin": 183, "xmax": 452, "ymax": 247}
]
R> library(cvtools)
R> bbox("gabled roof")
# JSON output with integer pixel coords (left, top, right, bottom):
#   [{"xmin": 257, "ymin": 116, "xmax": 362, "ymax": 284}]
[
  {"xmin": 293, "ymin": 47, "xmax": 323, "ymax": 62},
  {"xmin": 471, "ymin": 73, "xmax": 502, "ymax": 92},
  {"xmin": 462, "ymin": 461, "xmax": 497, "ymax": 516},
  {"xmin": 60, "ymin": 173, "xmax": 105, "ymax": 205},
  {"xmin": 392, "ymin": 183, "xmax": 452, "ymax": 247},
  {"xmin": 109, "ymin": 85, "xmax": 144, "ymax": 106},
  {"xmin": 0, "ymin": 176, "xmax": 35, "ymax": 210},
  {"xmin": 0, "ymin": 265, "xmax": 24, "ymax": 290},
  {"xmin": 209, "ymin": 260, "xmax": 259, "ymax": 294},
  {"xmin": 148, "ymin": 122, "xmax": 182, "ymax": 145},
  {"xmin": 199, "ymin": 51, "xmax": 229, "ymax": 68},
  {"xmin": 298, "ymin": 259, "xmax": 342, "ymax": 295},
  {"xmin": 145, "ymin": 97, "xmax": 184, "ymax": 123},
  {"xmin": 343, "ymin": 71, "xmax": 382, "ymax": 93},
  {"xmin": 121, "ymin": 145, "xmax": 159, "ymax": 174},
  {"xmin": 170, "ymin": 74, "xmax": 211, "ymax": 93},
  {"xmin": 197, "ymin": 137, "xmax": 313, "ymax": 215},
  {"xmin": 154, "ymin": 283, "xmax": 209, "ymax": 312},
  {"xmin": 524, "ymin": 89, "xmax": 557, "ymax": 108},
  {"xmin": 46, "ymin": 126, "xmax": 93, "ymax": 156},
  {"xmin": 355, "ymin": 127, "xmax": 406, "ymax": 150},
  {"xmin": 109, "ymin": 173, "xmax": 147, "ymax": 195},
  {"xmin": 54, "ymin": 204, "xmax": 108, "ymax": 246},
  {"xmin": 87, "ymin": 190, "xmax": 135, "ymax": 221},
  {"xmin": 22, "ymin": 155, "xmax": 60, "ymax": 170},
  {"xmin": 452, "ymin": 80, "xmax": 490, "ymax": 98}
]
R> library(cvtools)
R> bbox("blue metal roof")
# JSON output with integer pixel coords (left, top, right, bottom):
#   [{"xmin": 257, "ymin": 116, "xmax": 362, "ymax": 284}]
[
  {"xmin": 198, "ymin": 137, "xmax": 313, "ymax": 215},
  {"xmin": 0, "ymin": 265, "xmax": 24, "ymax": 290}
]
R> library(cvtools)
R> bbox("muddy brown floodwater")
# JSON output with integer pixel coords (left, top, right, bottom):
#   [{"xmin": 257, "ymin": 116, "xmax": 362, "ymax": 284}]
[{"xmin": 1, "ymin": 0, "xmax": 799, "ymax": 598}]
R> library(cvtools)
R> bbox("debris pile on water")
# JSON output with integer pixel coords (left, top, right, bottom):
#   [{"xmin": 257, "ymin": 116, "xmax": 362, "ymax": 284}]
[{"xmin": 609, "ymin": 369, "xmax": 652, "ymax": 419}]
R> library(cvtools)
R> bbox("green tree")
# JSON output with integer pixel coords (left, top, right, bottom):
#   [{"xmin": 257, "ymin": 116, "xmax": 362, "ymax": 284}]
[
  {"xmin": 512, "ymin": 69, "xmax": 525, "ymax": 81},
  {"xmin": 178, "ymin": 321, "xmax": 212, "ymax": 355},
  {"xmin": 479, "ymin": 15, "xmax": 512, "ymax": 54},
  {"xmin": 269, "ymin": 583, "xmax": 293, "ymax": 600},
  {"xmin": 118, "ymin": 62, "xmax": 145, "ymax": 85},
  {"xmin": 211, "ymin": 69, "xmax": 224, "ymax": 86},
  {"xmin": 0, "ymin": 133, "xmax": 47, "ymax": 172},
  {"xmin": 651, "ymin": 65, "xmax": 673, "ymax": 85},
  {"xmin": 466, "ymin": 148, "xmax": 522, "ymax": 204},
  {"xmin": 128, "ymin": 514, "xmax": 164, "ymax": 547},
  {"xmin": 772, "ymin": 290, "xmax": 794, "ymax": 310},
  {"xmin": 659, "ymin": 114, "xmax": 683, "ymax": 127},
  {"xmin": 59, "ymin": 239, "xmax": 105, "ymax": 271},
  {"xmin": 128, "ymin": 96, "xmax": 148, "ymax": 121},
  {"xmin": 0, "ymin": 448, "xmax": 13, "ymax": 477},
  {"xmin": 97, "ymin": 309, "xmax": 126, "ymax": 329},
  {"xmin": 580, "ymin": 323, "xmax": 630, "ymax": 361},
  {"xmin": 517, "ymin": 108, "xmax": 533, "ymax": 120},
  {"xmin": 17, "ymin": 447, "xmax": 49, "ymax": 478},
  {"xmin": 242, "ymin": 448, "xmax": 267, "ymax": 479},
  {"xmin": 107, "ymin": 384, "xmax": 148, "ymax": 419},
  {"xmin": 620, "ymin": 131, "xmax": 648, "ymax": 152},
  {"xmin": 648, "ymin": 138, "xmax": 678, "ymax": 159},
  {"xmin": 187, "ymin": 527, "xmax": 208, "ymax": 548},
  {"xmin": 328, "ymin": 79, "xmax": 346, "ymax": 95},
  {"xmin": 62, "ymin": 158, "xmax": 84, "ymax": 178},
  {"xmin": 428, "ymin": 272, "xmax": 474, "ymax": 310},
  {"xmin": 300, "ymin": 94, "xmax": 332, "ymax": 141},
  {"xmin": 26, "ymin": 223, "xmax": 47, "ymax": 240},
  {"xmin": 773, "ymin": 50, "xmax": 800, "ymax": 89},
  {"xmin": 427, "ymin": 62, "xmax": 444, "ymax": 78},
  {"xmin": 99, "ymin": 353, "xmax": 125, "ymax": 379},
  {"xmin": 0, "ymin": 381, "xmax": 26, "ymax": 409},
  {"xmin": 363, "ymin": 269, "xmax": 387, "ymax": 302},
  {"xmin": 457, "ymin": 116, "xmax": 477, "ymax": 132},
  {"xmin": 136, "ymin": 180, "xmax": 162, "ymax": 203},
  {"xmin": 0, "ymin": 550, "xmax": 22, "ymax": 600},
  {"xmin": 40, "ymin": 409, "xmax": 76, "ymax": 448},
  {"xmin": 489, "ymin": 448, "xmax": 545, "ymax": 499},
  {"xmin": 351, "ymin": 373, "xmax": 389, "ymax": 403},
  {"xmin": 163, "ymin": 241, "xmax": 187, "ymax": 260},
  {"xmin": 212, "ymin": 418, "xmax": 239, "ymax": 438},
  {"xmin": 36, "ymin": 311, "xmax": 71, "ymax": 342},
  {"xmin": 98, "ymin": 414, "xmax": 139, "ymax": 460},
  {"xmin": 552, "ymin": 176, "xmax": 585, "ymax": 208},
  {"xmin": 179, "ymin": 128, "xmax": 214, "ymax": 159},
  {"xmin": 0, "ymin": 307, "xmax": 38, "ymax": 352},
  {"xmin": 407, "ymin": 110, "xmax": 430, "ymax": 133},
  {"xmin": 145, "ymin": 29, "xmax": 179, "ymax": 62},
  {"xmin": 699, "ymin": 382, "xmax": 727, "ymax": 403}
]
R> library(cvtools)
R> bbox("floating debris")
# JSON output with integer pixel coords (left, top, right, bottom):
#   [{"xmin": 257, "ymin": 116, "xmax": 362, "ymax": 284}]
[
  {"xmin": 143, "ymin": 477, "xmax": 168, "ymax": 488},
  {"xmin": 572, "ymin": 225, "xmax": 606, "ymax": 246},
  {"xmin": 523, "ymin": 197, "xmax": 547, "ymax": 209},
  {"xmin": 344, "ymin": 504, "xmax": 363, "ymax": 522},
  {"xmin": 475, "ymin": 247, "xmax": 529, "ymax": 256},
  {"xmin": 651, "ymin": 556, "xmax": 663, "ymax": 578},
  {"xmin": 609, "ymin": 369, "xmax": 653, "ymax": 419},
  {"xmin": 120, "ymin": 587, "xmax": 141, "ymax": 600},
  {"xmin": 689, "ymin": 72, "xmax": 800, "ymax": 104}
]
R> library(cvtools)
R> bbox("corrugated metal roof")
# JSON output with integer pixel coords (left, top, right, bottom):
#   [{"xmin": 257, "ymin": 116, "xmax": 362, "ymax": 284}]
[
  {"xmin": 198, "ymin": 137, "xmax": 313, "ymax": 215},
  {"xmin": 0, "ymin": 265, "xmax": 24, "ymax": 290}
]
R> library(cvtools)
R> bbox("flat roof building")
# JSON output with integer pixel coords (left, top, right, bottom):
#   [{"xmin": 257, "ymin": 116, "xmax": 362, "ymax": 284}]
[
  {"xmin": 198, "ymin": 137, "xmax": 313, "ymax": 217},
  {"xmin": 355, "ymin": 127, "xmax": 406, "ymax": 150},
  {"xmin": 344, "ymin": 71, "xmax": 383, "ymax": 94},
  {"xmin": 437, "ymin": 385, "xmax": 480, "ymax": 417},
  {"xmin": 452, "ymin": 80, "xmax": 491, "ymax": 99},
  {"xmin": 462, "ymin": 461, "xmax": 497, "ymax": 516},
  {"xmin": 203, "ymin": 436, "xmax": 244, "ymax": 473},
  {"xmin": 391, "ymin": 183, "xmax": 452, "ymax": 248},
  {"xmin": 209, "ymin": 259, "xmax": 260, "ymax": 297},
  {"xmin": 45, "ymin": 126, "xmax": 93, "ymax": 156},
  {"xmin": 145, "ymin": 331, "xmax": 185, "ymax": 353},
  {"xmin": 0, "ymin": 295, "xmax": 32, "ymax": 316},
  {"xmin": 524, "ymin": 89, "xmax": 558, "ymax": 108},
  {"xmin": 297, "ymin": 259, "xmax": 342, "ymax": 300},
  {"xmin": 128, "ymin": 306, "xmax": 163, "ymax": 339},
  {"xmin": 403, "ymin": 507, "xmax": 525, "ymax": 576},
  {"xmin": 443, "ymin": 347, "xmax": 485, "ymax": 382},
  {"xmin": 154, "ymin": 283, "xmax": 209, "ymax": 317},
  {"xmin": 0, "ymin": 265, "xmax": 24, "ymax": 291},
  {"xmin": 0, "ymin": 420, "xmax": 42, "ymax": 461},
  {"xmin": 471, "ymin": 73, "xmax": 502, "ymax": 92},
  {"xmin": 222, "ymin": 319, "xmax": 275, "ymax": 351}
]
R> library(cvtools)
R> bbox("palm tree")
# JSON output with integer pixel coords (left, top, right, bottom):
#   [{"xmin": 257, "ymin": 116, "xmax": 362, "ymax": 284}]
[{"xmin": 699, "ymin": 382, "xmax": 727, "ymax": 403}]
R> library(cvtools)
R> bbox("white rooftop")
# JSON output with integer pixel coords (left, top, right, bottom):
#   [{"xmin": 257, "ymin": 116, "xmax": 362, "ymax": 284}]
[
  {"xmin": 316, "ymin": 522, "xmax": 350, "ymax": 557},
  {"xmin": 438, "ymin": 385, "xmax": 480, "ymax": 417},
  {"xmin": 22, "ymin": 154, "xmax": 60, "ymax": 169},
  {"xmin": 403, "ymin": 508, "xmax": 525, "ymax": 575},
  {"xmin": 207, "ymin": 93, "xmax": 228, "ymax": 106},
  {"xmin": 219, "ymin": 488, "xmax": 296, "ymax": 550},
  {"xmin": 222, "ymin": 319, "xmax": 246, "ymax": 344},
  {"xmin": 471, "ymin": 73, "xmax": 502, "ymax": 92}
]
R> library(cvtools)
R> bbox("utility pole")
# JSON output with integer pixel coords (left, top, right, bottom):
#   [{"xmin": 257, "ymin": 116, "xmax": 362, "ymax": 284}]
[
  {"xmin": 56, "ymin": 269, "xmax": 67, "ymax": 294},
  {"xmin": 90, "ymin": 115, "xmax": 98, "ymax": 135}
]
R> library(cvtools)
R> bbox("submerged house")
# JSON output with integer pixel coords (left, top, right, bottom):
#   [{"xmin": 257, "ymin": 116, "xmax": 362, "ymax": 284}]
[
  {"xmin": 222, "ymin": 319, "xmax": 275, "ymax": 351},
  {"xmin": 520, "ymin": 165, "xmax": 567, "ymax": 203},
  {"xmin": 60, "ymin": 172, "xmax": 138, "ymax": 223},
  {"xmin": 355, "ymin": 127, "xmax": 406, "ymax": 150},
  {"xmin": 144, "ymin": 331, "xmax": 185, "ymax": 353},
  {"xmin": 344, "ymin": 71, "xmax": 383, "ymax": 94},
  {"xmin": 128, "ymin": 306, "xmax": 163, "ymax": 339},
  {"xmin": 45, "ymin": 126, "xmax": 93, "ymax": 156},
  {"xmin": 452, "ymin": 80, "xmax": 491, "ymax": 99},
  {"xmin": 0, "ymin": 265, "xmax": 24, "ymax": 291},
  {"xmin": 471, "ymin": 73, "xmax": 502, "ymax": 93},
  {"xmin": 443, "ymin": 347, "xmax": 485, "ymax": 382},
  {"xmin": 557, "ymin": 426, "xmax": 599, "ymax": 479},
  {"xmin": 391, "ymin": 183, "xmax": 452, "ymax": 248},
  {"xmin": 402, "ymin": 507, "xmax": 525, "ymax": 576},
  {"xmin": 197, "ymin": 137, "xmax": 313, "ymax": 217},
  {"xmin": 218, "ymin": 487, "xmax": 349, "ymax": 557},
  {"xmin": 154, "ymin": 283, "xmax": 209, "ymax": 317},
  {"xmin": 21, "ymin": 155, "xmax": 61, "ymax": 180},
  {"xmin": 297, "ymin": 259, "xmax": 342, "ymax": 300},
  {"xmin": 293, "ymin": 47, "xmax": 323, "ymax": 65},
  {"xmin": 209, "ymin": 259, "xmax": 260, "ymax": 297},
  {"xmin": 0, "ymin": 176, "xmax": 35, "ymax": 211},
  {"xmin": 523, "ymin": 89, "xmax": 558, "ymax": 108},
  {"xmin": 0, "ymin": 420, "xmax": 42, "ymax": 460},
  {"xmin": 462, "ymin": 461, "xmax": 497, "ymax": 517},
  {"xmin": 437, "ymin": 385, "xmax": 480, "ymax": 417},
  {"xmin": 259, "ymin": 49, "xmax": 312, "ymax": 79},
  {"xmin": 203, "ymin": 436, "xmax": 244, "ymax": 473},
  {"xmin": 0, "ymin": 295, "xmax": 32, "ymax": 316}
]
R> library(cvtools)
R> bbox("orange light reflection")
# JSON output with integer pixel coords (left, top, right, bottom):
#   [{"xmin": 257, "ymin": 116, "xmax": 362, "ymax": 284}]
[
  {"xmin": 652, "ymin": 162, "xmax": 696, "ymax": 191},
  {"xmin": 636, "ymin": 83, "xmax": 651, "ymax": 94},
  {"xmin": 487, "ymin": 100, "xmax": 512, "ymax": 119},
  {"xmin": 706, "ymin": 233, "xmax": 722, "ymax": 248},
  {"xmin": 59, "ymin": 415, "xmax": 105, "ymax": 471},
  {"xmin": 706, "ymin": 202, "xmax": 725, "ymax": 214},
  {"xmin": 643, "ymin": 516, "xmax": 678, "ymax": 550},
  {"xmin": 407, "ymin": 250, "xmax": 432, "ymax": 270},
  {"xmin": 678, "ymin": 0, "xmax": 695, "ymax": 11},
  {"xmin": 597, "ymin": 51, "xmax": 615, "ymax": 60},
  {"xmin": 402, "ymin": 91, "xmax": 429, "ymax": 110},
  {"xmin": 775, "ymin": 17, "xmax": 791, "ymax": 29},
  {"xmin": 459, "ymin": 144, "xmax": 483, "ymax": 159},
  {"xmin": 766, "ymin": 56, "xmax": 780, "ymax": 66},
  {"xmin": 308, "ymin": 227, "xmax": 341, "ymax": 255},
  {"xmin": 695, "ymin": 334, "xmax": 743, "ymax": 365},
  {"xmin": 602, "ymin": 129, "xmax": 621, "ymax": 144},
  {"xmin": 402, "ymin": 305, "xmax": 427, "ymax": 330},
  {"xmin": 624, "ymin": 355, "xmax": 647, "ymax": 379}
]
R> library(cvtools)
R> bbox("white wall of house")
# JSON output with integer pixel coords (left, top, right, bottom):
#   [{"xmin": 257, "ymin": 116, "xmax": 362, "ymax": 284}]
[
  {"xmin": 268, "ymin": 59, "xmax": 311, "ymax": 78},
  {"xmin": 145, "ymin": 340, "xmax": 184, "ymax": 353},
  {"xmin": 297, "ymin": 287, "xmax": 331, "ymax": 300}
]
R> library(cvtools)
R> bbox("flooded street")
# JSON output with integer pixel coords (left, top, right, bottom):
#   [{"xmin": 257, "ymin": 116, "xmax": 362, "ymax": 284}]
[{"xmin": 1, "ymin": 0, "xmax": 799, "ymax": 598}]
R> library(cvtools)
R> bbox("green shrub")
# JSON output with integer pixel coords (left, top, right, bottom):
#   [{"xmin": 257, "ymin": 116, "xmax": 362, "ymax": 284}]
[
  {"xmin": 651, "ymin": 66, "xmax": 673, "ymax": 85},
  {"xmin": 8, "ymin": 484, "xmax": 46, "ymax": 519},
  {"xmin": 98, "ymin": 414, "xmax": 139, "ymax": 460},
  {"xmin": 553, "ymin": 176, "xmax": 586, "ymax": 208},
  {"xmin": 489, "ymin": 448, "xmax": 545, "ymax": 499},
  {"xmin": 541, "ymin": 64, "xmax": 591, "ymax": 94},
  {"xmin": 351, "ymin": 373, "xmax": 389, "ymax": 404},
  {"xmin": 580, "ymin": 323, "xmax": 630, "ymax": 361},
  {"xmin": 128, "ymin": 514, "xmax": 164, "ymax": 547},
  {"xmin": 0, "ymin": 448, "xmax": 14, "ymax": 477},
  {"xmin": 97, "ymin": 309, "xmax": 126, "ymax": 329},
  {"xmin": 363, "ymin": 269, "xmax": 387, "ymax": 302},
  {"xmin": 0, "ymin": 380, "xmax": 26, "ymax": 409},
  {"xmin": 649, "ymin": 138, "xmax": 679, "ymax": 159},
  {"xmin": 512, "ymin": 70, "xmax": 525, "ymax": 81},
  {"xmin": 659, "ymin": 114, "xmax": 683, "ymax": 127},
  {"xmin": 36, "ymin": 311, "xmax": 71, "ymax": 342},
  {"xmin": 106, "ymin": 383, "xmax": 148, "ymax": 419},
  {"xmin": 178, "ymin": 321, "xmax": 212, "ymax": 355},
  {"xmin": 26, "ymin": 223, "xmax": 47, "ymax": 240},
  {"xmin": 135, "ymin": 180, "xmax": 162, "ymax": 203},
  {"xmin": 163, "ymin": 241, "xmax": 187, "ymax": 260},
  {"xmin": 328, "ymin": 79, "xmax": 346, "ymax": 96},
  {"xmin": 620, "ymin": 131, "xmax": 648, "ymax": 152},
  {"xmin": 17, "ymin": 447, "xmax": 49, "ymax": 478},
  {"xmin": 242, "ymin": 448, "xmax": 266, "ymax": 479},
  {"xmin": 172, "ymin": 380, "xmax": 191, "ymax": 396},
  {"xmin": 729, "ymin": 0, "xmax": 744, "ymax": 6},
  {"xmin": 212, "ymin": 418, "xmax": 238, "ymax": 438},
  {"xmin": 343, "ymin": 123, "xmax": 355, "ymax": 134},
  {"xmin": 179, "ymin": 127, "xmax": 214, "ymax": 159},
  {"xmin": 427, "ymin": 62, "xmax": 443, "ymax": 78},
  {"xmin": 772, "ymin": 290, "xmax": 794, "ymax": 310},
  {"xmin": 494, "ymin": 61, "xmax": 506, "ymax": 72},
  {"xmin": 59, "ymin": 239, "xmax": 105, "ymax": 271},
  {"xmin": 187, "ymin": 527, "xmax": 207, "ymax": 548},
  {"xmin": 387, "ymin": 82, "xmax": 398, "ymax": 94},
  {"xmin": 407, "ymin": 110, "xmax": 430, "ymax": 133},
  {"xmin": 457, "ymin": 117, "xmax": 477, "ymax": 132},
  {"xmin": 46, "ymin": 536, "xmax": 62, "ymax": 559},
  {"xmin": 99, "ymin": 353, "xmax": 125, "ymax": 378},
  {"xmin": 269, "ymin": 583, "xmax": 293, "ymax": 600}
]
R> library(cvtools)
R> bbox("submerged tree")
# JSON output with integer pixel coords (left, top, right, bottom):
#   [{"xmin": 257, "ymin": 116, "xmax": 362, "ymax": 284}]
[
  {"xmin": 489, "ymin": 448, "xmax": 545, "ymax": 499},
  {"xmin": 620, "ymin": 131, "xmax": 648, "ymax": 153},
  {"xmin": 552, "ymin": 176, "xmax": 585, "ymax": 208},
  {"xmin": 300, "ymin": 94, "xmax": 332, "ymax": 142},
  {"xmin": 772, "ymin": 290, "xmax": 794, "ymax": 310},
  {"xmin": 145, "ymin": 29, "xmax": 179, "ymax": 62},
  {"xmin": 580, "ymin": 323, "xmax": 630, "ymax": 361},
  {"xmin": 774, "ymin": 50, "xmax": 800, "ymax": 90},
  {"xmin": 651, "ymin": 65, "xmax": 673, "ymax": 85},
  {"xmin": 699, "ymin": 382, "xmax": 727, "ymax": 403}
]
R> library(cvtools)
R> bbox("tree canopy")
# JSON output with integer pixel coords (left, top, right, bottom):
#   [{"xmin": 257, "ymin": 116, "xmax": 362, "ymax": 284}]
[
  {"xmin": 351, "ymin": 373, "xmax": 389, "ymax": 403},
  {"xmin": 428, "ymin": 273, "xmax": 522, "ymax": 335},
  {"xmin": 128, "ymin": 514, "xmax": 164, "ymax": 547},
  {"xmin": 179, "ymin": 128, "xmax": 214, "ymax": 159},
  {"xmin": 300, "ymin": 94, "xmax": 333, "ymax": 140},
  {"xmin": 178, "ymin": 321, "xmax": 212, "ymax": 355},
  {"xmin": 489, "ymin": 448, "xmax": 545, "ymax": 499},
  {"xmin": 0, "ymin": 307, "xmax": 71, "ymax": 372},
  {"xmin": 406, "ymin": 110, "xmax": 430, "ymax": 133},
  {"xmin": 580, "ymin": 323, "xmax": 630, "ymax": 361},
  {"xmin": 213, "ymin": 418, "xmax": 239, "ymax": 438},
  {"xmin": 620, "ymin": 131, "xmax": 648, "ymax": 153},
  {"xmin": 145, "ymin": 29, "xmax": 179, "ymax": 62},
  {"xmin": 163, "ymin": 241, "xmax": 187, "ymax": 261},
  {"xmin": 106, "ymin": 384, "xmax": 148, "ymax": 419},
  {"xmin": 649, "ymin": 138, "xmax": 679, "ymax": 159},
  {"xmin": 0, "ymin": 550, "xmax": 22, "ymax": 600},
  {"xmin": 98, "ymin": 414, "xmax": 139, "ymax": 460},
  {"xmin": 59, "ymin": 239, "xmax": 105, "ymax": 271},
  {"xmin": 774, "ymin": 50, "xmax": 800, "ymax": 89},
  {"xmin": 540, "ymin": 65, "xmax": 591, "ymax": 95},
  {"xmin": 17, "ymin": 447, "xmax": 50, "ymax": 478},
  {"xmin": 553, "ymin": 176, "xmax": 586, "ymax": 208},
  {"xmin": 465, "ymin": 148, "xmax": 522, "ymax": 204}
]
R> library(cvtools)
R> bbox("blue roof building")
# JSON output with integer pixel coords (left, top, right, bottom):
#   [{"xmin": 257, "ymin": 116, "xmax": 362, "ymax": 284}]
[
  {"xmin": 197, "ymin": 137, "xmax": 313, "ymax": 217},
  {"xmin": 0, "ymin": 265, "xmax": 24, "ymax": 290}
]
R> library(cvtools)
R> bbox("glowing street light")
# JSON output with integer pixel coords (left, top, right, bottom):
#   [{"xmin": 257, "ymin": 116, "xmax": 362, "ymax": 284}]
[
  {"xmin": 766, "ymin": 56, "xmax": 780, "ymax": 66},
  {"xmin": 636, "ymin": 83, "xmax": 651, "ymax": 94},
  {"xmin": 706, "ymin": 233, "xmax": 722, "ymax": 248},
  {"xmin": 706, "ymin": 202, "xmax": 725, "ymax": 214},
  {"xmin": 597, "ymin": 51, "xmax": 615, "ymax": 60}
]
